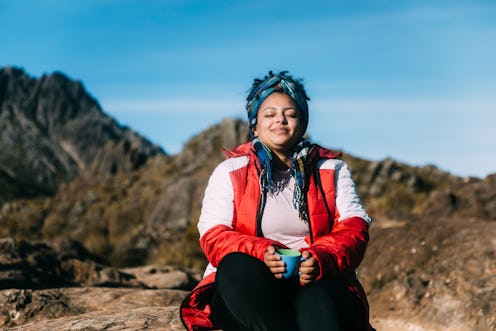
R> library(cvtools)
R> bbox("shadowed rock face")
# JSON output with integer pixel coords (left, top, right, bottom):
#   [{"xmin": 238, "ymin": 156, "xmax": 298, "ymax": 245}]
[
  {"xmin": 0, "ymin": 66, "xmax": 165, "ymax": 200},
  {"xmin": 0, "ymin": 238, "xmax": 143, "ymax": 289}
]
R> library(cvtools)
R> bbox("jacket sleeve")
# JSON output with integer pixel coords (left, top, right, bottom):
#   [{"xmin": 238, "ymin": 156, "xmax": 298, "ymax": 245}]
[
  {"xmin": 198, "ymin": 160, "xmax": 285, "ymax": 267},
  {"xmin": 200, "ymin": 225, "xmax": 285, "ymax": 267},
  {"xmin": 307, "ymin": 161, "xmax": 371, "ymax": 279}
]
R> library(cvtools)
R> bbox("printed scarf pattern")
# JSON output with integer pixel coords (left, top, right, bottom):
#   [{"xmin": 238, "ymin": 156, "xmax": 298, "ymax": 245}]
[{"xmin": 252, "ymin": 138, "xmax": 314, "ymax": 222}]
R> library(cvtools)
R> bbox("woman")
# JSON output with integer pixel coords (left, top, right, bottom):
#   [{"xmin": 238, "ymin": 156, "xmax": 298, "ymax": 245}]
[{"xmin": 180, "ymin": 71, "xmax": 374, "ymax": 331}]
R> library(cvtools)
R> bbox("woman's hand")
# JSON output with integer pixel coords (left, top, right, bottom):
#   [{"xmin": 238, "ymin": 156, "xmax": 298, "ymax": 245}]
[
  {"xmin": 299, "ymin": 250, "xmax": 319, "ymax": 286},
  {"xmin": 264, "ymin": 246, "xmax": 285, "ymax": 278}
]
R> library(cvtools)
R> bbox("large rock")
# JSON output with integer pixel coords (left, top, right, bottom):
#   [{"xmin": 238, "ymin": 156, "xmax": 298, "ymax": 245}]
[
  {"xmin": 0, "ymin": 238, "xmax": 199, "ymax": 330},
  {"xmin": 1, "ymin": 288, "xmax": 188, "ymax": 330},
  {"xmin": 359, "ymin": 215, "xmax": 496, "ymax": 331},
  {"xmin": 10, "ymin": 306, "xmax": 185, "ymax": 331},
  {"xmin": 122, "ymin": 265, "xmax": 202, "ymax": 290},
  {"xmin": 0, "ymin": 238, "xmax": 143, "ymax": 290}
]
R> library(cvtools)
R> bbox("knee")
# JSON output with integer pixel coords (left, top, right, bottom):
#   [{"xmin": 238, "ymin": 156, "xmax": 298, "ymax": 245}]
[
  {"xmin": 218, "ymin": 252, "xmax": 249, "ymax": 268},
  {"xmin": 218, "ymin": 252, "xmax": 256, "ymax": 273},
  {"xmin": 295, "ymin": 282, "xmax": 329, "ymax": 309},
  {"xmin": 217, "ymin": 252, "xmax": 265, "ymax": 282},
  {"xmin": 216, "ymin": 252, "xmax": 273, "ymax": 299}
]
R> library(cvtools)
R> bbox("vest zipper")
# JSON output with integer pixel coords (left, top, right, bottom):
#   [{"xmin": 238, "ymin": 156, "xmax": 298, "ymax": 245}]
[
  {"xmin": 314, "ymin": 167, "xmax": 333, "ymax": 232},
  {"xmin": 308, "ymin": 218, "xmax": 314, "ymax": 244},
  {"xmin": 256, "ymin": 168, "xmax": 267, "ymax": 237}
]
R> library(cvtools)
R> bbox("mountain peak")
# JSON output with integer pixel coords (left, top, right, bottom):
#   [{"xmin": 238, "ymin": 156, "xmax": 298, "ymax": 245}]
[{"xmin": 0, "ymin": 67, "xmax": 165, "ymax": 200}]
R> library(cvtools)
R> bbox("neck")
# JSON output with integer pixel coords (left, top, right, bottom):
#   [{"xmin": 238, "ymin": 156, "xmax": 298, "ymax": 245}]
[{"xmin": 271, "ymin": 151, "xmax": 291, "ymax": 169}]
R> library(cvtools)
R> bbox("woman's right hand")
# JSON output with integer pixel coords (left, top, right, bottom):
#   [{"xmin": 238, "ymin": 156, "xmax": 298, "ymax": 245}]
[{"xmin": 264, "ymin": 246, "xmax": 286, "ymax": 278}]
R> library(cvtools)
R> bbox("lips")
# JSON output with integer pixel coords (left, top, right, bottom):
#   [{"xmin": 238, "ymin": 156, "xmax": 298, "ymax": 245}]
[{"xmin": 272, "ymin": 127, "xmax": 288, "ymax": 134}]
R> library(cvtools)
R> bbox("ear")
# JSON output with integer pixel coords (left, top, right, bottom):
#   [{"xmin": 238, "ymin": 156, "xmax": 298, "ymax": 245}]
[{"xmin": 252, "ymin": 123, "xmax": 258, "ymax": 137}]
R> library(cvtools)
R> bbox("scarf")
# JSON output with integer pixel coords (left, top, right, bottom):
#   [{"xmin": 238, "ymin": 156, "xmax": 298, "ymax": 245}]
[{"xmin": 252, "ymin": 137, "xmax": 314, "ymax": 222}]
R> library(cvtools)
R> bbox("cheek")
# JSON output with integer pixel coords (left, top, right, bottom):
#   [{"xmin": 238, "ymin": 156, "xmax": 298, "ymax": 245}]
[
  {"xmin": 255, "ymin": 118, "xmax": 269, "ymax": 131},
  {"xmin": 253, "ymin": 122, "xmax": 262, "ymax": 136},
  {"xmin": 291, "ymin": 119, "xmax": 301, "ymax": 131}
]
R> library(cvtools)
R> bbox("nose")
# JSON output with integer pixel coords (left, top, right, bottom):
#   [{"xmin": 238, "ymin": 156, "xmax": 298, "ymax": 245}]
[{"xmin": 276, "ymin": 112, "xmax": 288, "ymax": 124}]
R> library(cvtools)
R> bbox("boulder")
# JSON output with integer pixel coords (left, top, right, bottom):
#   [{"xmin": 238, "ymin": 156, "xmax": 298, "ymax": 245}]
[{"xmin": 1, "ymin": 287, "xmax": 188, "ymax": 330}]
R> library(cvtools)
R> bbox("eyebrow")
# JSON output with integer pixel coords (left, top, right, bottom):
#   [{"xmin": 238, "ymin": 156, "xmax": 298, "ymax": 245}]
[{"xmin": 261, "ymin": 106, "xmax": 297, "ymax": 111}]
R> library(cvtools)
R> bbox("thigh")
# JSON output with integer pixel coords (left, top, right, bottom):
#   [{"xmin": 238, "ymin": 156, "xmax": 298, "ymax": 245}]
[
  {"xmin": 212, "ymin": 252, "xmax": 299, "ymax": 331},
  {"xmin": 294, "ymin": 278, "xmax": 358, "ymax": 331},
  {"xmin": 211, "ymin": 289, "xmax": 251, "ymax": 331}
]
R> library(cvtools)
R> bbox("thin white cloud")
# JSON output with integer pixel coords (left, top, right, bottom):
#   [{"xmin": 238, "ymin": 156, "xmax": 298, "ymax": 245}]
[
  {"xmin": 102, "ymin": 98, "xmax": 244, "ymax": 115},
  {"xmin": 312, "ymin": 97, "xmax": 496, "ymax": 114}
]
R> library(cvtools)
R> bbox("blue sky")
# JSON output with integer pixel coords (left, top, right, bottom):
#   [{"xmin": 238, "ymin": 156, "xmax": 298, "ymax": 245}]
[{"xmin": 1, "ymin": 0, "xmax": 495, "ymax": 178}]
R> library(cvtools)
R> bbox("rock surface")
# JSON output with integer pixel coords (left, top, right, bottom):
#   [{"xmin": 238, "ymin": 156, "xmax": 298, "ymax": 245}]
[
  {"xmin": 361, "ymin": 215, "xmax": 496, "ymax": 331},
  {"xmin": 0, "ymin": 238, "xmax": 144, "ymax": 289},
  {"xmin": 0, "ymin": 238, "xmax": 202, "ymax": 330},
  {"xmin": 10, "ymin": 306, "xmax": 185, "ymax": 331},
  {"xmin": 1, "ymin": 288, "xmax": 188, "ymax": 329}
]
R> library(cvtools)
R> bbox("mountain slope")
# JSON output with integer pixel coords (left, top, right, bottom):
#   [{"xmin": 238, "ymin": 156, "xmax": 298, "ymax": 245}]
[{"xmin": 0, "ymin": 67, "xmax": 165, "ymax": 200}]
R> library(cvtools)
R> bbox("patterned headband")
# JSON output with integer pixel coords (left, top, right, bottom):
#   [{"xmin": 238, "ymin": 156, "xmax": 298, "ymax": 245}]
[{"xmin": 246, "ymin": 73, "xmax": 309, "ymax": 138}]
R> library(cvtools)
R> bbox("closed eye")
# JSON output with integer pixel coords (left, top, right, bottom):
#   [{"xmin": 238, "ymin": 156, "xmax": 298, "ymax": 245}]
[{"xmin": 285, "ymin": 109, "xmax": 298, "ymax": 118}]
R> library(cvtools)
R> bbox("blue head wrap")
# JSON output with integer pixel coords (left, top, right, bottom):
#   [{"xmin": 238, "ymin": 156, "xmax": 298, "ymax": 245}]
[{"xmin": 246, "ymin": 71, "xmax": 309, "ymax": 138}]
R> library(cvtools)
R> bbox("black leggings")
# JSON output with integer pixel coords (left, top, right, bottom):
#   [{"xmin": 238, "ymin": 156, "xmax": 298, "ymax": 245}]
[{"xmin": 210, "ymin": 252, "xmax": 358, "ymax": 331}]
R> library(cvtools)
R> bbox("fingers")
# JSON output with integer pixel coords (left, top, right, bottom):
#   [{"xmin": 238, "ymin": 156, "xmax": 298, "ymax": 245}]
[
  {"xmin": 264, "ymin": 246, "xmax": 281, "ymax": 262},
  {"xmin": 298, "ymin": 254, "xmax": 319, "ymax": 286},
  {"xmin": 301, "ymin": 250, "xmax": 311, "ymax": 259},
  {"xmin": 299, "ymin": 265, "xmax": 316, "ymax": 278},
  {"xmin": 299, "ymin": 267, "xmax": 316, "ymax": 285},
  {"xmin": 264, "ymin": 248, "xmax": 319, "ymax": 283},
  {"xmin": 264, "ymin": 246, "xmax": 285, "ymax": 277}
]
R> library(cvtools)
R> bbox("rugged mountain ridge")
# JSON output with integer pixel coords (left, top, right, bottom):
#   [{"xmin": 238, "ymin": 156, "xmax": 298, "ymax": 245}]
[
  {"xmin": 0, "ymin": 66, "xmax": 165, "ymax": 200},
  {"xmin": 0, "ymin": 117, "xmax": 250, "ymax": 267}
]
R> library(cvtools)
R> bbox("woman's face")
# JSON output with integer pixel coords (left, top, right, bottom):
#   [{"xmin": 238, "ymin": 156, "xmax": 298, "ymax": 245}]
[{"xmin": 254, "ymin": 92, "xmax": 302, "ymax": 156}]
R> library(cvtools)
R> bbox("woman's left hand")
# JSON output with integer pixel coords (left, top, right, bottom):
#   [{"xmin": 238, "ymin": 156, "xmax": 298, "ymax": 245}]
[{"xmin": 299, "ymin": 251, "xmax": 319, "ymax": 286}]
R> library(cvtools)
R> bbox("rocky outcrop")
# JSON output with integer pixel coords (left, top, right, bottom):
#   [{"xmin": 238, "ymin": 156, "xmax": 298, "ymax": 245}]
[
  {"xmin": 346, "ymin": 156, "xmax": 496, "ymax": 222},
  {"xmin": 2, "ymin": 288, "xmax": 187, "ymax": 330},
  {"xmin": 360, "ymin": 215, "xmax": 496, "ymax": 331},
  {"xmin": 10, "ymin": 306, "xmax": 185, "ymax": 331},
  {"xmin": 0, "ymin": 238, "xmax": 201, "ymax": 291},
  {"xmin": 0, "ymin": 238, "xmax": 200, "ymax": 330},
  {"xmin": 0, "ymin": 238, "xmax": 142, "ymax": 289},
  {"xmin": 0, "ymin": 66, "xmax": 164, "ymax": 200}
]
